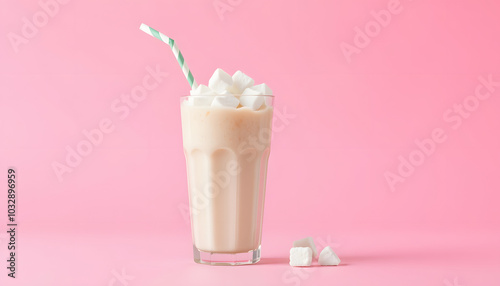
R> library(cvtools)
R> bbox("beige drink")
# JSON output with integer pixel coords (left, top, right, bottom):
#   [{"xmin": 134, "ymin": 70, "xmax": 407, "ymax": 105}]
[{"xmin": 181, "ymin": 96, "xmax": 273, "ymax": 265}]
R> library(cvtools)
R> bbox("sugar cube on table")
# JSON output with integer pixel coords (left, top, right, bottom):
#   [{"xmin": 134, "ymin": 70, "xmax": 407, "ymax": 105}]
[
  {"xmin": 211, "ymin": 95, "xmax": 240, "ymax": 108},
  {"xmin": 289, "ymin": 247, "xmax": 313, "ymax": 266},
  {"xmin": 208, "ymin": 68, "xmax": 233, "ymax": 92},
  {"xmin": 293, "ymin": 237, "xmax": 318, "ymax": 258},
  {"xmin": 318, "ymin": 246, "xmax": 341, "ymax": 266}
]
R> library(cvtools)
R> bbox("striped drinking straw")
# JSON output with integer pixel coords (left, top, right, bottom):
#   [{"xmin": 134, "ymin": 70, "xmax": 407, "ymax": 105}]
[{"xmin": 139, "ymin": 23, "xmax": 198, "ymax": 89}]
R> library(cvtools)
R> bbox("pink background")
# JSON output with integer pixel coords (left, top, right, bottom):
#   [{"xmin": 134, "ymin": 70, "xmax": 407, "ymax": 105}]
[{"xmin": 1, "ymin": 0, "xmax": 499, "ymax": 285}]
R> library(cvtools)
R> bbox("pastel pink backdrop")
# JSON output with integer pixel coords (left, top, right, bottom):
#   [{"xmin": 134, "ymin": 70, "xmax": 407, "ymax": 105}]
[{"xmin": 1, "ymin": 0, "xmax": 499, "ymax": 285}]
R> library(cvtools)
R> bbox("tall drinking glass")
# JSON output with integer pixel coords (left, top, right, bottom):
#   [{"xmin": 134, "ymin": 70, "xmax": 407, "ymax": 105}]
[{"xmin": 180, "ymin": 95, "xmax": 274, "ymax": 265}]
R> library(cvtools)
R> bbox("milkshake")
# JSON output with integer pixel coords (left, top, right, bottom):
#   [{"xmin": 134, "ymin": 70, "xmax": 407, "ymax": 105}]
[
  {"xmin": 181, "ymin": 69, "xmax": 274, "ymax": 265},
  {"xmin": 138, "ymin": 25, "xmax": 274, "ymax": 265}
]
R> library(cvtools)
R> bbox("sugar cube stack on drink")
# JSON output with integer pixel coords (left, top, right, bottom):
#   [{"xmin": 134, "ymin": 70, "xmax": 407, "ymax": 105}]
[{"xmin": 188, "ymin": 68, "xmax": 272, "ymax": 110}]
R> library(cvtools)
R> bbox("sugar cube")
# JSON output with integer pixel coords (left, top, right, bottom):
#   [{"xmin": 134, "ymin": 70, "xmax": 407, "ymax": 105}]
[
  {"xmin": 293, "ymin": 237, "xmax": 318, "ymax": 258},
  {"xmin": 239, "ymin": 96, "xmax": 265, "ymax": 110},
  {"xmin": 251, "ymin": 83, "xmax": 272, "ymax": 95},
  {"xmin": 208, "ymin": 68, "xmax": 233, "ymax": 92},
  {"xmin": 230, "ymin": 70, "xmax": 255, "ymax": 94},
  {"xmin": 318, "ymin": 246, "xmax": 341, "ymax": 266},
  {"xmin": 289, "ymin": 247, "xmax": 313, "ymax": 266},
  {"xmin": 211, "ymin": 95, "xmax": 239, "ymax": 108}
]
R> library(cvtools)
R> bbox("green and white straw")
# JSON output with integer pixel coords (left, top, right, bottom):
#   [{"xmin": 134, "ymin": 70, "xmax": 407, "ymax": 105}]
[{"xmin": 139, "ymin": 23, "xmax": 198, "ymax": 89}]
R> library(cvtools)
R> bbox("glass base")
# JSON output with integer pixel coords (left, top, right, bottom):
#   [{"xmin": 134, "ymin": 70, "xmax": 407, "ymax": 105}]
[{"xmin": 193, "ymin": 245, "xmax": 261, "ymax": 266}]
